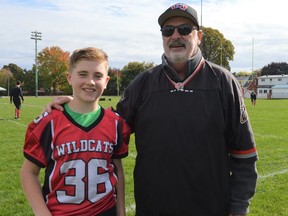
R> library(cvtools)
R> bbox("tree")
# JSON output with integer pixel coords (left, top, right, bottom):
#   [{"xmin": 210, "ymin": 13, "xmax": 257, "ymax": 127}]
[
  {"xmin": 261, "ymin": 62, "xmax": 288, "ymax": 76},
  {"xmin": 120, "ymin": 62, "xmax": 155, "ymax": 92},
  {"xmin": 105, "ymin": 68, "xmax": 120, "ymax": 96},
  {"xmin": 234, "ymin": 71, "xmax": 252, "ymax": 77},
  {"xmin": 0, "ymin": 68, "xmax": 13, "ymax": 96},
  {"xmin": 3, "ymin": 63, "xmax": 25, "ymax": 82},
  {"xmin": 37, "ymin": 46, "xmax": 70, "ymax": 95},
  {"xmin": 200, "ymin": 27, "xmax": 235, "ymax": 71},
  {"xmin": 22, "ymin": 69, "xmax": 37, "ymax": 95}
]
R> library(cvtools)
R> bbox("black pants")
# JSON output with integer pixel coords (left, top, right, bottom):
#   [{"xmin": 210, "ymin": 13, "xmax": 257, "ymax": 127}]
[
  {"xmin": 13, "ymin": 98, "xmax": 21, "ymax": 109},
  {"xmin": 98, "ymin": 206, "xmax": 116, "ymax": 216}
]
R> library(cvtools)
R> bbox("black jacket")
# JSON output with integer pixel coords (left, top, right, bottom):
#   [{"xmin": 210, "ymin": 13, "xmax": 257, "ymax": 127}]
[{"xmin": 117, "ymin": 50, "xmax": 258, "ymax": 216}]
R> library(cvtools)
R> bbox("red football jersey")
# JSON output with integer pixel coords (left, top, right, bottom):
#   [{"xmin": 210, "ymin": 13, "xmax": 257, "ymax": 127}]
[{"xmin": 23, "ymin": 107, "xmax": 130, "ymax": 216}]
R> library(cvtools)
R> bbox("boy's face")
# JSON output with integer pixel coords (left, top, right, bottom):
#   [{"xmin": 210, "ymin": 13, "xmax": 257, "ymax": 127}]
[{"xmin": 67, "ymin": 60, "xmax": 110, "ymax": 104}]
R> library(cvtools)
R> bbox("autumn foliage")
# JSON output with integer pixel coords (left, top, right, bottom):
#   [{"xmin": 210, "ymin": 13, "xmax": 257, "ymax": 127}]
[{"xmin": 38, "ymin": 46, "xmax": 70, "ymax": 95}]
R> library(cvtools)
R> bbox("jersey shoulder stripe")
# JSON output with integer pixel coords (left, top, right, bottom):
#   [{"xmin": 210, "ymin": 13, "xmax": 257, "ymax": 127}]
[{"xmin": 229, "ymin": 147, "xmax": 257, "ymax": 159}]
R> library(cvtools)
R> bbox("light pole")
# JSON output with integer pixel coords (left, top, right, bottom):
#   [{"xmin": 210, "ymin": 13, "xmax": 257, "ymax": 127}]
[
  {"xmin": 31, "ymin": 31, "xmax": 42, "ymax": 97},
  {"xmin": 219, "ymin": 41, "xmax": 223, "ymax": 66},
  {"xmin": 116, "ymin": 69, "xmax": 120, "ymax": 97},
  {"xmin": 252, "ymin": 37, "xmax": 254, "ymax": 74},
  {"xmin": 201, "ymin": 0, "xmax": 203, "ymax": 27}
]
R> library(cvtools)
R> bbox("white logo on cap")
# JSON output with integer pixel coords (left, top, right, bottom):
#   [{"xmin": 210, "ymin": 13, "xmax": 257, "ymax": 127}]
[{"xmin": 171, "ymin": 3, "xmax": 188, "ymax": 11}]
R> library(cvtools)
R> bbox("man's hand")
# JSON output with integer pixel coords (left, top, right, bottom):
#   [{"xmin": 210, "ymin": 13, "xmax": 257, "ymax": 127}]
[{"xmin": 42, "ymin": 96, "xmax": 73, "ymax": 113}]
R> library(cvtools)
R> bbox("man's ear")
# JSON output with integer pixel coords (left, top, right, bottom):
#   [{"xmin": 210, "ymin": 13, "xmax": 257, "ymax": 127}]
[{"xmin": 197, "ymin": 30, "xmax": 203, "ymax": 45}]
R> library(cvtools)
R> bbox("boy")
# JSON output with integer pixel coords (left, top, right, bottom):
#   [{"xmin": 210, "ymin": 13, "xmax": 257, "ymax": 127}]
[
  {"xmin": 20, "ymin": 47, "xmax": 130, "ymax": 216},
  {"xmin": 10, "ymin": 80, "xmax": 24, "ymax": 119}
]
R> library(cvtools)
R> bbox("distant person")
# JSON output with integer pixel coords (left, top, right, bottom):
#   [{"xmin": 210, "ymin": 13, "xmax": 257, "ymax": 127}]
[
  {"xmin": 20, "ymin": 47, "xmax": 130, "ymax": 216},
  {"xmin": 10, "ymin": 80, "xmax": 24, "ymax": 119},
  {"xmin": 251, "ymin": 91, "xmax": 257, "ymax": 106}
]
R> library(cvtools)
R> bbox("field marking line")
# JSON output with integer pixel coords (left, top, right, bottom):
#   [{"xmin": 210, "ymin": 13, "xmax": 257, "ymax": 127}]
[
  {"xmin": 258, "ymin": 168, "xmax": 288, "ymax": 180},
  {"xmin": 2, "ymin": 119, "xmax": 28, "ymax": 128},
  {"xmin": 0, "ymin": 101, "xmax": 44, "ymax": 108},
  {"xmin": 22, "ymin": 104, "xmax": 46, "ymax": 108},
  {"xmin": 126, "ymin": 204, "xmax": 136, "ymax": 214},
  {"xmin": 128, "ymin": 153, "xmax": 136, "ymax": 158}
]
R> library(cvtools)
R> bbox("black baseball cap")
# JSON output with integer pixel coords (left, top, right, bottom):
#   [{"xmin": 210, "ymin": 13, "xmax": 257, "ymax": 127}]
[{"xmin": 158, "ymin": 3, "xmax": 199, "ymax": 29}]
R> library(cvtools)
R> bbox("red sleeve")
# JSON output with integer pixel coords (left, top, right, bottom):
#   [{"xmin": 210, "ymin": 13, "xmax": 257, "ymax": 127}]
[
  {"xmin": 112, "ymin": 116, "xmax": 130, "ymax": 159},
  {"xmin": 23, "ymin": 112, "xmax": 53, "ymax": 167}
]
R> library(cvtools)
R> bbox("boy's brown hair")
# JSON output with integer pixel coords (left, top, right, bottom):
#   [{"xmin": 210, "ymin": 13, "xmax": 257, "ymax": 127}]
[{"xmin": 69, "ymin": 47, "xmax": 108, "ymax": 73}]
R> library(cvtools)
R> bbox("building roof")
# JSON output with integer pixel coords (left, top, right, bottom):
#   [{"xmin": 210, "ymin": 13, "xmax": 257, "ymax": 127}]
[
  {"xmin": 257, "ymin": 85, "xmax": 274, "ymax": 88},
  {"xmin": 272, "ymin": 84, "xmax": 288, "ymax": 89},
  {"xmin": 258, "ymin": 74, "xmax": 288, "ymax": 79},
  {"xmin": 236, "ymin": 76, "xmax": 250, "ymax": 81},
  {"xmin": 236, "ymin": 75, "xmax": 254, "ymax": 87}
]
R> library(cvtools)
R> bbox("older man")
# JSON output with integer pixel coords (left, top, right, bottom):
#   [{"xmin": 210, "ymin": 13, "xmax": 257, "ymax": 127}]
[{"xmin": 117, "ymin": 3, "xmax": 258, "ymax": 216}]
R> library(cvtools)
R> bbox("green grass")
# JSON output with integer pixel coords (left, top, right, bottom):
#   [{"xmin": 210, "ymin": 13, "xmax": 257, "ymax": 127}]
[
  {"xmin": 247, "ymin": 99, "xmax": 288, "ymax": 216},
  {"xmin": 0, "ymin": 96, "xmax": 287, "ymax": 215}
]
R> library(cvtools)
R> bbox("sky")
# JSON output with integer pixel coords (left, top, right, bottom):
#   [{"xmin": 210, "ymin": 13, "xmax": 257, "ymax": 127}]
[{"xmin": 0, "ymin": 0, "xmax": 287, "ymax": 73}]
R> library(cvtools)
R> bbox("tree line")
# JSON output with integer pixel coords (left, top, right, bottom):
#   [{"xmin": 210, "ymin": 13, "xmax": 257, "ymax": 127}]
[
  {"xmin": 1, "ymin": 27, "xmax": 287, "ymax": 96},
  {"xmin": 0, "ymin": 46, "xmax": 154, "ymax": 97}
]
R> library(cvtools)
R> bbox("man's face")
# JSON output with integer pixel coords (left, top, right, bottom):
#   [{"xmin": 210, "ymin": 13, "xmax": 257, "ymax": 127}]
[{"xmin": 161, "ymin": 17, "xmax": 202, "ymax": 64}]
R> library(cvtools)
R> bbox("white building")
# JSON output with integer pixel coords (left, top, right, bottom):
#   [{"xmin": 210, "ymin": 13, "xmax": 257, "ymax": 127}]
[{"xmin": 257, "ymin": 74, "xmax": 288, "ymax": 98}]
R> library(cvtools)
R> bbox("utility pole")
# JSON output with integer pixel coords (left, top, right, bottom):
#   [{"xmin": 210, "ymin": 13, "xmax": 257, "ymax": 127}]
[
  {"xmin": 31, "ymin": 31, "xmax": 42, "ymax": 97},
  {"xmin": 116, "ymin": 69, "xmax": 120, "ymax": 97},
  {"xmin": 220, "ymin": 41, "xmax": 223, "ymax": 66},
  {"xmin": 201, "ymin": 0, "xmax": 203, "ymax": 27},
  {"xmin": 252, "ymin": 36, "xmax": 254, "ymax": 74}
]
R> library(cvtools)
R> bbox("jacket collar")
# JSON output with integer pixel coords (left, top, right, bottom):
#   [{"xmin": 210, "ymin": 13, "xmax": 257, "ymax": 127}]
[{"xmin": 161, "ymin": 49, "xmax": 203, "ymax": 82}]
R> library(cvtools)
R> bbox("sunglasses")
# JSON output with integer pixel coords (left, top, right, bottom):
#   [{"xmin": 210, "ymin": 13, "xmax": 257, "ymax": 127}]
[{"xmin": 160, "ymin": 24, "xmax": 198, "ymax": 37}]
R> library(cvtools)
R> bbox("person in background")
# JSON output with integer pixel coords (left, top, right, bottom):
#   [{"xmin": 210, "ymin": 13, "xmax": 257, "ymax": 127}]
[
  {"xmin": 44, "ymin": 3, "xmax": 258, "ymax": 216},
  {"xmin": 20, "ymin": 47, "xmax": 130, "ymax": 216},
  {"xmin": 250, "ymin": 91, "xmax": 257, "ymax": 106},
  {"xmin": 10, "ymin": 80, "xmax": 24, "ymax": 119}
]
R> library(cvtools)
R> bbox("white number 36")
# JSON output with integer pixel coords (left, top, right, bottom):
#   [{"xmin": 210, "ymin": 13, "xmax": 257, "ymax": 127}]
[{"xmin": 56, "ymin": 159, "xmax": 112, "ymax": 204}]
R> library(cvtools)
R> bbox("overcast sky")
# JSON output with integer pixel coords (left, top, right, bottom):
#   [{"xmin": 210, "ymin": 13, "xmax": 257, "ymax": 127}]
[{"xmin": 0, "ymin": 0, "xmax": 287, "ymax": 73}]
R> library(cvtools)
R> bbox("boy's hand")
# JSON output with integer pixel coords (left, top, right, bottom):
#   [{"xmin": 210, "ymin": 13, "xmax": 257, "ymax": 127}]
[{"xmin": 42, "ymin": 96, "xmax": 73, "ymax": 113}]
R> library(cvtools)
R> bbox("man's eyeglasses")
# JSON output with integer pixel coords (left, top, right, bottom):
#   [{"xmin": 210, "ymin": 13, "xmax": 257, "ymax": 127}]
[{"xmin": 160, "ymin": 24, "xmax": 198, "ymax": 37}]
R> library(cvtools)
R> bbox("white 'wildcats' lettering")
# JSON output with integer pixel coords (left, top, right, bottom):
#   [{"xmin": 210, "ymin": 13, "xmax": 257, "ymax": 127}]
[
  {"xmin": 95, "ymin": 140, "xmax": 102, "ymax": 152},
  {"xmin": 55, "ymin": 140, "xmax": 114, "ymax": 156}
]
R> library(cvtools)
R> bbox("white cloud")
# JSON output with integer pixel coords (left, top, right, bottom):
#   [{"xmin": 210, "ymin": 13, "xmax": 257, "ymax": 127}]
[
  {"xmin": 201, "ymin": 0, "xmax": 288, "ymax": 72},
  {"xmin": 0, "ymin": 0, "xmax": 287, "ymax": 73}
]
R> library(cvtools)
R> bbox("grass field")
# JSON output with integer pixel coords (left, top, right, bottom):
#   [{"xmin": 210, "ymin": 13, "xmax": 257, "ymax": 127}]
[{"xmin": 0, "ymin": 96, "xmax": 287, "ymax": 215}]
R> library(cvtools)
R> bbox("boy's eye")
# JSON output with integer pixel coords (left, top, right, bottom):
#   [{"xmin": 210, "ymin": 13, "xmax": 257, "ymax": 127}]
[
  {"xmin": 78, "ymin": 73, "xmax": 87, "ymax": 77},
  {"xmin": 95, "ymin": 73, "xmax": 104, "ymax": 79}
]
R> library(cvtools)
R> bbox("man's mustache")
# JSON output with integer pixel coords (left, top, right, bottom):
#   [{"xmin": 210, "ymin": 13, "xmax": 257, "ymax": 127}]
[{"xmin": 169, "ymin": 40, "xmax": 185, "ymax": 47}]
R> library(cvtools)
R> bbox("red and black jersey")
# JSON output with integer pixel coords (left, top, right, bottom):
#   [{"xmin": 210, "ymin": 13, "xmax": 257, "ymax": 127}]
[
  {"xmin": 23, "ymin": 107, "xmax": 130, "ymax": 216},
  {"xmin": 117, "ymin": 50, "xmax": 258, "ymax": 215}
]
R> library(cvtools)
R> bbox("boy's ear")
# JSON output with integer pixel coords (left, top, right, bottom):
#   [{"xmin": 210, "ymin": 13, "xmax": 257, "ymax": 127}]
[
  {"xmin": 66, "ymin": 72, "xmax": 72, "ymax": 85},
  {"xmin": 104, "ymin": 76, "xmax": 110, "ymax": 89}
]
